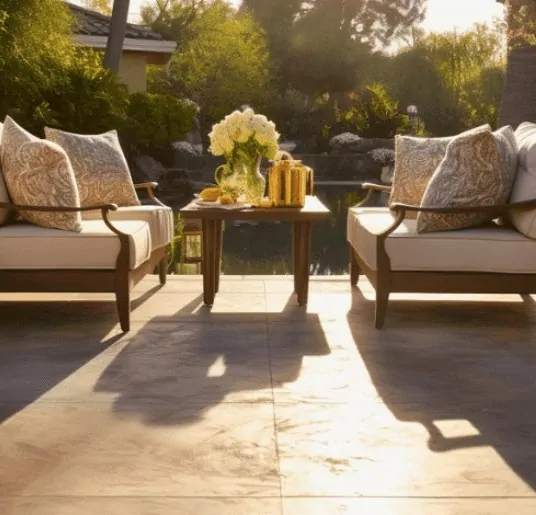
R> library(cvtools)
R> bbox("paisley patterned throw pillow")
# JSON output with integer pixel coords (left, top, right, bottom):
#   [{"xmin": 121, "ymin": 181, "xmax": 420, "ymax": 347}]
[
  {"xmin": 45, "ymin": 128, "xmax": 140, "ymax": 217},
  {"xmin": 390, "ymin": 125, "xmax": 517, "ymax": 209},
  {"xmin": 0, "ymin": 121, "xmax": 13, "ymax": 226},
  {"xmin": 389, "ymin": 135, "xmax": 453, "ymax": 207},
  {"xmin": 416, "ymin": 126, "xmax": 511, "ymax": 233},
  {"xmin": 1, "ymin": 116, "xmax": 82, "ymax": 232}
]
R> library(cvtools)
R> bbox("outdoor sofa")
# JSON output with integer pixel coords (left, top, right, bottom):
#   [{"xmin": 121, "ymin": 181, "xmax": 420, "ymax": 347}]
[
  {"xmin": 348, "ymin": 122, "xmax": 536, "ymax": 328},
  {"xmin": 0, "ymin": 117, "xmax": 174, "ymax": 332}
]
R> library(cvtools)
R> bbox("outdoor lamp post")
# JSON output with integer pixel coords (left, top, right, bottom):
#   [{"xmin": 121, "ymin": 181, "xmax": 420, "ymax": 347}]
[{"xmin": 407, "ymin": 105, "xmax": 418, "ymax": 134}]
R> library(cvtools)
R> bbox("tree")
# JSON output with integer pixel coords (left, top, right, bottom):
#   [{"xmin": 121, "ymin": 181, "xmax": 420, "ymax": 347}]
[
  {"xmin": 104, "ymin": 0, "xmax": 130, "ymax": 72},
  {"xmin": 141, "ymin": 0, "xmax": 206, "ymax": 46},
  {"xmin": 384, "ymin": 22, "xmax": 506, "ymax": 135},
  {"xmin": 243, "ymin": 0, "xmax": 427, "ymax": 96},
  {"xmin": 85, "ymin": 0, "xmax": 112, "ymax": 15},
  {"xmin": 240, "ymin": 0, "xmax": 301, "ymax": 65},
  {"xmin": 0, "ymin": 0, "xmax": 75, "ymax": 124},
  {"xmin": 0, "ymin": 0, "xmax": 129, "ymax": 134},
  {"xmin": 498, "ymin": 0, "xmax": 536, "ymax": 128},
  {"xmin": 146, "ymin": 1, "xmax": 273, "ymax": 127}
]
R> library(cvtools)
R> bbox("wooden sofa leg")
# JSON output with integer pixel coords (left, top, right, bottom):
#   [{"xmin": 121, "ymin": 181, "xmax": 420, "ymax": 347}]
[
  {"xmin": 115, "ymin": 273, "xmax": 131, "ymax": 333},
  {"xmin": 349, "ymin": 245, "xmax": 360, "ymax": 286},
  {"xmin": 159, "ymin": 256, "xmax": 167, "ymax": 285},
  {"xmin": 375, "ymin": 286, "xmax": 390, "ymax": 329}
]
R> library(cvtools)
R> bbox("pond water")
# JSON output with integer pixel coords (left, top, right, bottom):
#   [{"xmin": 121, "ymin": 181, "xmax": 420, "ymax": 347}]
[{"xmin": 219, "ymin": 187, "xmax": 366, "ymax": 276}]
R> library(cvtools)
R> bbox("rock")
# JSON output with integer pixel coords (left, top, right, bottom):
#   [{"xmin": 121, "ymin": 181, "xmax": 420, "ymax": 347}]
[
  {"xmin": 279, "ymin": 140, "xmax": 297, "ymax": 153},
  {"xmin": 171, "ymin": 141, "xmax": 203, "ymax": 169},
  {"xmin": 185, "ymin": 128, "xmax": 203, "ymax": 149},
  {"xmin": 132, "ymin": 154, "xmax": 166, "ymax": 183},
  {"xmin": 329, "ymin": 133, "xmax": 395, "ymax": 154}
]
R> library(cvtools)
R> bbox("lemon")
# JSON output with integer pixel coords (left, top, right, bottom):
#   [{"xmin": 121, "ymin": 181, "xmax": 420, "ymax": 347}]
[{"xmin": 199, "ymin": 187, "xmax": 221, "ymax": 201}]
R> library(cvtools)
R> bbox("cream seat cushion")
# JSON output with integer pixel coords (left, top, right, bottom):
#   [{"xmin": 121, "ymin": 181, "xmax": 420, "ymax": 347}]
[
  {"xmin": 348, "ymin": 207, "xmax": 536, "ymax": 273},
  {"xmin": 0, "ymin": 220, "xmax": 152, "ymax": 270},
  {"xmin": 83, "ymin": 205, "xmax": 174, "ymax": 249}
]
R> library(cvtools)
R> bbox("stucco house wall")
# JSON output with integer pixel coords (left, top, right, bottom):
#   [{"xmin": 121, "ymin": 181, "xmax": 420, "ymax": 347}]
[{"xmin": 67, "ymin": 2, "xmax": 176, "ymax": 93}]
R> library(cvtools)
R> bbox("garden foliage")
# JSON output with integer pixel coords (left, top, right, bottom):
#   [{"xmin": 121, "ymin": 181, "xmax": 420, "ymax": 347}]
[{"xmin": 0, "ymin": 0, "xmax": 195, "ymax": 147}]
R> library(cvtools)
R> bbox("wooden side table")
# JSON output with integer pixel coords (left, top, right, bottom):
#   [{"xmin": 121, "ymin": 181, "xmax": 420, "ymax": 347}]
[{"xmin": 180, "ymin": 196, "xmax": 331, "ymax": 306}]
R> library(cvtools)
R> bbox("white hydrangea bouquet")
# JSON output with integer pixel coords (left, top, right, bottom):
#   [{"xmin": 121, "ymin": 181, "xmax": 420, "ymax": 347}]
[
  {"xmin": 208, "ymin": 108, "xmax": 280, "ymax": 204},
  {"xmin": 209, "ymin": 108, "xmax": 280, "ymax": 160}
]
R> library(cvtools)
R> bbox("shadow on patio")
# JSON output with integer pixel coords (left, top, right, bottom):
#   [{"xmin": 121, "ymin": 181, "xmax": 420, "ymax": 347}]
[
  {"xmin": 92, "ymin": 294, "xmax": 330, "ymax": 426},
  {"xmin": 0, "ymin": 284, "xmax": 331, "ymax": 428},
  {"xmin": 347, "ymin": 286, "xmax": 536, "ymax": 492},
  {"xmin": 0, "ymin": 283, "xmax": 165, "ymax": 424}
]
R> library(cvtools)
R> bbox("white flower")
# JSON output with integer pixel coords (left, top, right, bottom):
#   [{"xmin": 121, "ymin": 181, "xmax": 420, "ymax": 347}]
[
  {"xmin": 235, "ymin": 126, "xmax": 253, "ymax": 143},
  {"xmin": 242, "ymin": 108, "xmax": 255, "ymax": 122},
  {"xmin": 208, "ymin": 108, "xmax": 280, "ymax": 159}
]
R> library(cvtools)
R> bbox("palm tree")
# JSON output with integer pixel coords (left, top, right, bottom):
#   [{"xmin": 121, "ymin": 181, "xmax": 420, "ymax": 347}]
[
  {"xmin": 498, "ymin": 0, "xmax": 536, "ymax": 128},
  {"xmin": 103, "ymin": 0, "xmax": 130, "ymax": 72}
]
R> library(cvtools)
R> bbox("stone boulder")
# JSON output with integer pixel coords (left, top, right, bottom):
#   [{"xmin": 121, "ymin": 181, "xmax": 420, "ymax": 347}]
[
  {"xmin": 279, "ymin": 140, "xmax": 298, "ymax": 153},
  {"xmin": 329, "ymin": 132, "xmax": 395, "ymax": 154},
  {"xmin": 131, "ymin": 154, "xmax": 166, "ymax": 183},
  {"xmin": 171, "ymin": 141, "xmax": 203, "ymax": 169}
]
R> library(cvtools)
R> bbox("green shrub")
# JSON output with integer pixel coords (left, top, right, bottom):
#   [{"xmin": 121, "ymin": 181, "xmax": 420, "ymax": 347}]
[
  {"xmin": 336, "ymin": 83, "xmax": 409, "ymax": 138},
  {"xmin": 126, "ymin": 92, "xmax": 197, "ymax": 151},
  {"xmin": 39, "ymin": 49, "xmax": 130, "ymax": 135}
]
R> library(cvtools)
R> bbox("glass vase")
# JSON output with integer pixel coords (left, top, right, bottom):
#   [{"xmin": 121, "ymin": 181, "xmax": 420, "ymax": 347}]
[
  {"xmin": 243, "ymin": 155, "xmax": 265, "ymax": 205},
  {"xmin": 214, "ymin": 162, "xmax": 247, "ymax": 199}
]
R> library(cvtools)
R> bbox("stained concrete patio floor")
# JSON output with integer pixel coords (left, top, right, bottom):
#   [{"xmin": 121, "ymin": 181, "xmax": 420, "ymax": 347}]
[{"xmin": 1, "ymin": 275, "xmax": 536, "ymax": 514}]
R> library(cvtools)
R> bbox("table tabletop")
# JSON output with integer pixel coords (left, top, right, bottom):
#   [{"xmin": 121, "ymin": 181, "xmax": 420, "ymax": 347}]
[{"xmin": 179, "ymin": 195, "xmax": 331, "ymax": 222}]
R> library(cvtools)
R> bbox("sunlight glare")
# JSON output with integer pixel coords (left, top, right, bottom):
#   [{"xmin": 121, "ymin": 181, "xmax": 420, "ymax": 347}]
[{"xmin": 206, "ymin": 356, "xmax": 227, "ymax": 377}]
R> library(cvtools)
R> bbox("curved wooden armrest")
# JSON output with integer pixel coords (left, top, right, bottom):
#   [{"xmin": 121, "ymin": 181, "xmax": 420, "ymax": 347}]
[
  {"xmin": 0, "ymin": 201, "xmax": 118, "ymax": 214},
  {"xmin": 134, "ymin": 182, "xmax": 166, "ymax": 207},
  {"xmin": 390, "ymin": 198, "xmax": 536, "ymax": 215},
  {"xmin": 135, "ymin": 182, "xmax": 158, "ymax": 191},
  {"xmin": 0, "ymin": 201, "xmax": 128, "ymax": 236},
  {"xmin": 361, "ymin": 182, "xmax": 392, "ymax": 193},
  {"xmin": 355, "ymin": 183, "xmax": 392, "ymax": 207}
]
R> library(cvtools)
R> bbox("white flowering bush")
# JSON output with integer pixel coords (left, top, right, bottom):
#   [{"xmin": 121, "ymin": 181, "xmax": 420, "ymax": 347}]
[{"xmin": 208, "ymin": 108, "xmax": 280, "ymax": 162}]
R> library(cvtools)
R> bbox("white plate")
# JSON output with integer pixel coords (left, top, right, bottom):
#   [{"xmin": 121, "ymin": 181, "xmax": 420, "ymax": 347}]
[{"xmin": 193, "ymin": 198, "xmax": 251, "ymax": 210}]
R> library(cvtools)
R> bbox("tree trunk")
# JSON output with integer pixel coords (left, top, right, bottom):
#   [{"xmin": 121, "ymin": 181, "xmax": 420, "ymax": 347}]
[
  {"xmin": 498, "ymin": 0, "xmax": 536, "ymax": 128},
  {"xmin": 499, "ymin": 46, "xmax": 536, "ymax": 128},
  {"xmin": 103, "ymin": 0, "xmax": 130, "ymax": 73}
]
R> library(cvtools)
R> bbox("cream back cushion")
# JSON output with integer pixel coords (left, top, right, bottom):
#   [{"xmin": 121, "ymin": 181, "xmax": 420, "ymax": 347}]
[
  {"xmin": 0, "ymin": 121, "xmax": 12, "ymax": 225},
  {"xmin": 1, "ymin": 116, "xmax": 82, "ymax": 232},
  {"xmin": 45, "ymin": 128, "xmax": 140, "ymax": 218},
  {"xmin": 509, "ymin": 122, "xmax": 536, "ymax": 239},
  {"xmin": 416, "ymin": 126, "xmax": 509, "ymax": 233}
]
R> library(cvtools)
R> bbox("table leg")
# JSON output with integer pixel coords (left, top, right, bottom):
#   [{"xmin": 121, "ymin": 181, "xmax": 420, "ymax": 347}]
[
  {"xmin": 214, "ymin": 220, "xmax": 223, "ymax": 294},
  {"xmin": 293, "ymin": 221, "xmax": 312, "ymax": 305},
  {"xmin": 292, "ymin": 222, "xmax": 301, "ymax": 294},
  {"xmin": 202, "ymin": 219, "xmax": 217, "ymax": 306}
]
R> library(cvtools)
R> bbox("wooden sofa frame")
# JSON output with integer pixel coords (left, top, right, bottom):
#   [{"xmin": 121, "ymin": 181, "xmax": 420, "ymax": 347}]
[
  {"xmin": 350, "ymin": 183, "xmax": 536, "ymax": 329},
  {"xmin": 0, "ymin": 183, "xmax": 169, "ymax": 332}
]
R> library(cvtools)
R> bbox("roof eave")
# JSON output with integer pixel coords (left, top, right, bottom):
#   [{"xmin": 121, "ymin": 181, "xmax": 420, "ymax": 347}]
[{"xmin": 73, "ymin": 35, "xmax": 177, "ymax": 54}]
